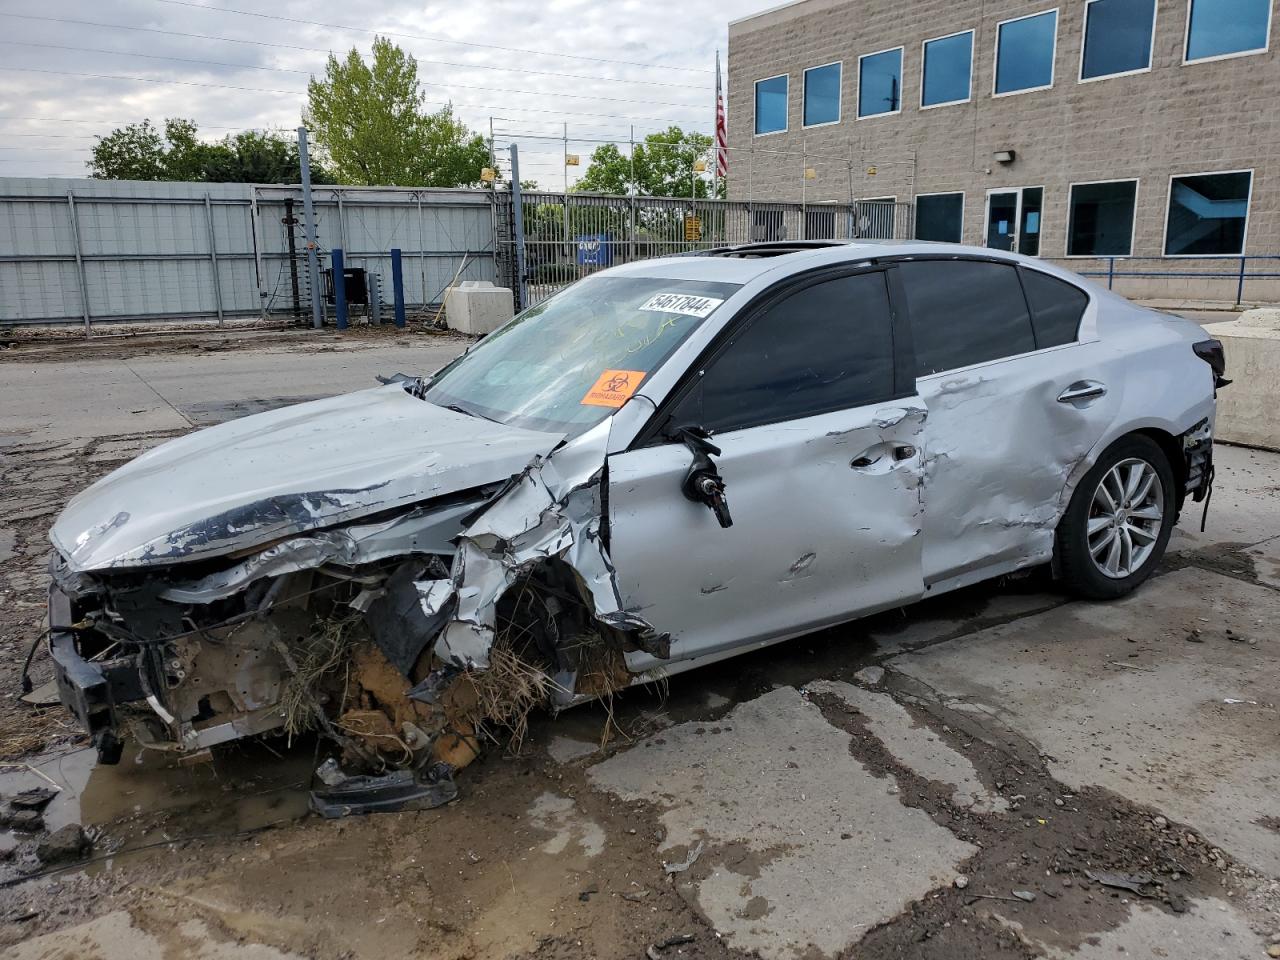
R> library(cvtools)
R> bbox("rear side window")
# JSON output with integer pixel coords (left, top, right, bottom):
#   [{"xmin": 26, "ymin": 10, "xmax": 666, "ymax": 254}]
[
  {"xmin": 897, "ymin": 259, "xmax": 1036, "ymax": 375},
  {"xmin": 680, "ymin": 272, "xmax": 897, "ymax": 434},
  {"xmin": 1021, "ymin": 269, "xmax": 1088, "ymax": 347}
]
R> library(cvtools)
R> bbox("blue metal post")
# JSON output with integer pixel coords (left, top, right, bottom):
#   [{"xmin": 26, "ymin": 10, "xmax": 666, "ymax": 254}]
[
  {"xmin": 332, "ymin": 248, "xmax": 348, "ymax": 330},
  {"xmin": 1107, "ymin": 257, "xmax": 1115, "ymax": 290},
  {"xmin": 390, "ymin": 248, "xmax": 407, "ymax": 328},
  {"xmin": 1236, "ymin": 256, "xmax": 1247, "ymax": 306}
]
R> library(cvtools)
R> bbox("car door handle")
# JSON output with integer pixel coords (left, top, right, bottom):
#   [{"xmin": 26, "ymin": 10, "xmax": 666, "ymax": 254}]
[
  {"xmin": 1057, "ymin": 381, "xmax": 1107, "ymax": 404},
  {"xmin": 851, "ymin": 445, "xmax": 915, "ymax": 469}
]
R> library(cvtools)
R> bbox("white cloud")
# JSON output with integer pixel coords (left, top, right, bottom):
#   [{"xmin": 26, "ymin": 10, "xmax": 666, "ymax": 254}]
[{"xmin": 0, "ymin": 0, "xmax": 778, "ymax": 184}]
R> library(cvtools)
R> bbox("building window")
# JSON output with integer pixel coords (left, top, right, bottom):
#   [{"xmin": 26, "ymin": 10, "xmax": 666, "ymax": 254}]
[
  {"xmin": 858, "ymin": 48, "xmax": 903, "ymax": 118},
  {"xmin": 1068, "ymin": 180, "xmax": 1138, "ymax": 256},
  {"xmin": 803, "ymin": 62, "xmax": 842, "ymax": 127},
  {"xmin": 1186, "ymin": 0, "xmax": 1271, "ymax": 62},
  {"xmin": 995, "ymin": 10, "xmax": 1058, "ymax": 95},
  {"xmin": 755, "ymin": 75, "xmax": 788, "ymax": 135},
  {"xmin": 1081, "ymin": 0, "xmax": 1156, "ymax": 80},
  {"xmin": 915, "ymin": 193, "xmax": 965, "ymax": 242},
  {"xmin": 921, "ymin": 31, "xmax": 974, "ymax": 107},
  {"xmin": 1164, "ymin": 171, "xmax": 1252, "ymax": 256}
]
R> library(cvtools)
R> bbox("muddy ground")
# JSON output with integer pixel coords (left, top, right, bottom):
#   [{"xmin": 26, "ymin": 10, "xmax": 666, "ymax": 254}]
[{"xmin": 1, "ymin": 333, "xmax": 1278, "ymax": 959}]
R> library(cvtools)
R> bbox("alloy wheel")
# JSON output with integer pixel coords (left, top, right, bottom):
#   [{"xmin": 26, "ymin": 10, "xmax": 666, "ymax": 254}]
[{"xmin": 1087, "ymin": 457, "xmax": 1166, "ymax": 580}]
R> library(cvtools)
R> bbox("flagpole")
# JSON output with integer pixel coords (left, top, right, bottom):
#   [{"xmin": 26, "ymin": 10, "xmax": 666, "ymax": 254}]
[{"xmin": 712, "ymin": 50, "xmax": 721, "ymax": 200}]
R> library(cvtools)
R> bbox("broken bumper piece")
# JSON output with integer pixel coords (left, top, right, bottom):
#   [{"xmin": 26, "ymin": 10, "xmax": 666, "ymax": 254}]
[{"xmin": 309, "ymin": 764, "xmax": 459, "ymax": 819}]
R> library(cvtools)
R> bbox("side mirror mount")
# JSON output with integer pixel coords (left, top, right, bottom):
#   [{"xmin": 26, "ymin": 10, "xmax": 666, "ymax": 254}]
[{"xmin": 671, "ymin": 425, "xmax": 733, "ymax": 529}]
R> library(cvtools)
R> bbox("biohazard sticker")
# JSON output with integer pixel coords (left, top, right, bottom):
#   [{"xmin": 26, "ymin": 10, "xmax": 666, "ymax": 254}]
[
  {"xmin": 582, "ymin": 369, "xmax": 646, "ymax": 408},
  {"xmin": 638, "ymin": 293, "xmax": 725, "ymax": 318}
]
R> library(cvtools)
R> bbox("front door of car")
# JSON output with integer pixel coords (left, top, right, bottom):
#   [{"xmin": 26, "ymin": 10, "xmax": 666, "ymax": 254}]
[{"xmin": 606, "ymin": 269, "xmax": 926, "ymax": 670}]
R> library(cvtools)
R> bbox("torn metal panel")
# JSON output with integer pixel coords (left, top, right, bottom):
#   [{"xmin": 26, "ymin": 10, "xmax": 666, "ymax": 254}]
[
  {"xmin": 915, "ymin": 349, "xmax": 1122, "ymax": 585},
  {"xmin": 51, "ymin": 383, "xmax": 562, "ymax": 572},
  {"xmin": 433, "ymin": 419, "xmax": 664, "ymax": 672},
  {"xmin": 157, "ymin": 499, "xmax": 478, "ymax": 604}
]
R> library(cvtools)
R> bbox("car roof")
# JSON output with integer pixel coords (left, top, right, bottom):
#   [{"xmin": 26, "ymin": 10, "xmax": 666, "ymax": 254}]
[
  {"xmin": 601, "ymin": 239, "xmax": 1107, "ymax": 298},
  {"xmin": 603, "ymin": 239, "xmax": 1076, "ymax": 281}
]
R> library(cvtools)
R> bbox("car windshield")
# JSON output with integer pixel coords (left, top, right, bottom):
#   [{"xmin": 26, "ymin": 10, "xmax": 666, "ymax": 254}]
[{"xmin": 423, "ymin": 275, "xmax": 741, "ymax": 435}]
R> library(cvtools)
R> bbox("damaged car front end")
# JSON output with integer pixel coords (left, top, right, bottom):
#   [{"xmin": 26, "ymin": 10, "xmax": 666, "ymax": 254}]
[{"xmin": 45, "ymin": 273, "xmax": 733, "ymax": 811}]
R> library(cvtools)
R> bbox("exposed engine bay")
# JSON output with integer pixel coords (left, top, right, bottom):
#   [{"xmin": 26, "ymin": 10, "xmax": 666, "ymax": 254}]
[{"xmin": 45, "ymin": 383, "xmax": 666, "ymax": 816}]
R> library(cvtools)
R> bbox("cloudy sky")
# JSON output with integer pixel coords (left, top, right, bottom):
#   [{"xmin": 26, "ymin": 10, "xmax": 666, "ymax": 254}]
[{"xmin": 0, "ymin": 0, "xmax": 779, "ymax": 186}]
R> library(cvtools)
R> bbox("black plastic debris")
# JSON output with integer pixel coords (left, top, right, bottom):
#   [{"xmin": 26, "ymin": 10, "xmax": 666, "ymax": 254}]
[
  {"xmin": 1085, "ymin": 869, "xmax": 1158, "ymax": 897},
  {"xmin": 309, "ymin": 765, "xmax": 458, "ymax": 819},
  {"xmin": 647, "ymin": 934, "xmax": 695, "ymax": 959},
  {"xmin": 10, "ymin": 787, "xmax": 58, "ymax": 810}
]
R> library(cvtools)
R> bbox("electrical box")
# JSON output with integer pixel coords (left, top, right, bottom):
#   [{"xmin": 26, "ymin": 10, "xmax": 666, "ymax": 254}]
[{"xmin": 323, "ymin": 266, "xmax": 369, "ymax": 306}]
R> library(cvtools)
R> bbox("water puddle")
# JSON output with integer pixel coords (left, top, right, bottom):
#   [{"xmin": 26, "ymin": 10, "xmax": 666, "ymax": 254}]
[{"xmin": 1, "ymin": 737, "xmax": 315, "ymax": 886}]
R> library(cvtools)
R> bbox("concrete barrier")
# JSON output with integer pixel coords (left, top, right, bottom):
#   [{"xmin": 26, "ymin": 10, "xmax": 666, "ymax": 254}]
[
  {"xmin": 1203, "ymin": 309, "xmax": 1280, "ymax": 451},
  {"xmin": 445, "ymin": 281, "xmax": 515, "ymax": 336}
]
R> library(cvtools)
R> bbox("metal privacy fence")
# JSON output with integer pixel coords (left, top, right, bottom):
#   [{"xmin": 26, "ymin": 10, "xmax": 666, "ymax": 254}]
[
  {"xmin": 493, "ymin": 193, "xmax": 915, "ymax": 306},
  {"xmin": 0, "ymin": 178, "xmax": 495, "ymax": 328},
  {"xmin": 6, "ymin": 177, "xmax": 1278, "ymax": 330}
]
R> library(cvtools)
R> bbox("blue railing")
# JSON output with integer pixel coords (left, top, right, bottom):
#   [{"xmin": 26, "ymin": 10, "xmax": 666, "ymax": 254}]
[{"xmin": 1043, "ymin": 255, "xmax": 1280, "ymax": 306}]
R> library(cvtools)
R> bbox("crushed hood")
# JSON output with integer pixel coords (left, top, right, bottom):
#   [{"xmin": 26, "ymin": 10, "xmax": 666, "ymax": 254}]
[{"xmin": 51, "ymin": 384, "xmax": 564, "ymax": 572}]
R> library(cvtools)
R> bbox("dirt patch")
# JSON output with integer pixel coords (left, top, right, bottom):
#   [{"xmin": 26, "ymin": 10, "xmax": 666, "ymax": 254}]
[
  {"xmin": 807, "ymin": 680, "xmax": 1252, "ymax": 959},
  {"xmin": 0, "ymin": 322, "xmax": 470, "ymax": 364},
  {"xmin": 1164, "ymin": 540, "xmax": 1262, "ymax": 584}
]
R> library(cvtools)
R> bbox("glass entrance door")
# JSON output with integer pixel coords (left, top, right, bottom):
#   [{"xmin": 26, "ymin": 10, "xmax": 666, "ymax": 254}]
[
  {"xmin": 986, "ymin": 192, "xmax": 1018, "ymax": 251},
  {"xmin": 985, "ymin": 187, "xmax": 1043, "ymax": 255}
]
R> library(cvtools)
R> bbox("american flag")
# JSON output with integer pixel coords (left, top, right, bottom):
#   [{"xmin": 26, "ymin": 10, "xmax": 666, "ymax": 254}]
[{"xmin": 715, "ymin": 51, "xmax": 729, "ymax": 180}]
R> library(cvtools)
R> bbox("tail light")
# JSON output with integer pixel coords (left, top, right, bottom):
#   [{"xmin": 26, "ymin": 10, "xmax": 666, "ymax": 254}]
[{"xmin": 1193, "ymin": 339, "xmax": 1231, "ymax": 389}]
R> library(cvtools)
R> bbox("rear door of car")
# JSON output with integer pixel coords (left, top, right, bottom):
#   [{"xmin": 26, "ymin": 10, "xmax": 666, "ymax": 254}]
[
  {"xmin": 606, "ymin": 266, "xmax": 927, "ymax": 670},
  {"xmin": 893, "ymin": 257, "xmax": 1120, "ymax": 587}
]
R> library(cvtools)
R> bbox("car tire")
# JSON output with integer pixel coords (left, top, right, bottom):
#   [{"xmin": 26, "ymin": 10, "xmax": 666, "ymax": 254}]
[{"xmin": 1055, "ymin": 435, "xmax": 1176, "ymax": 601}]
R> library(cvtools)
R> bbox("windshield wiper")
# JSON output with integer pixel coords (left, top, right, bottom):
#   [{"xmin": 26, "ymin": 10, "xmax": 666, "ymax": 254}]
[{"xmin": 440, "ymin": 402, "xmax": 498, "ymax": 423}]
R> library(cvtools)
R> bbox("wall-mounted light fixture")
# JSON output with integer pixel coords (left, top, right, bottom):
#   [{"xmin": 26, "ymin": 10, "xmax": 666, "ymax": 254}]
[{"xmin": 993, "ymin": 150, "xmax": 1016, "ymax": 164}]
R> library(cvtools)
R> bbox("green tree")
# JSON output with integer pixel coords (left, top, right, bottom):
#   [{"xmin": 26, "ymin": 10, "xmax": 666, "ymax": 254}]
[
  {"xmin": 89, "ymin": 119, "xmax": 331, "ymax": 184},
  {"xmin": 205, "ymin": 131, "xmax": 331, "ymax": 184},
  {"xmin": 574, "ymin": 126, "xmax": 723, "ymax": 198},
  {"xmin": 88, "ymin": 119, "xmax": 170, "ymax": 181},
  {"xmin": 305, "ymin": 36, "xmax": 490, "ymax": 187}
]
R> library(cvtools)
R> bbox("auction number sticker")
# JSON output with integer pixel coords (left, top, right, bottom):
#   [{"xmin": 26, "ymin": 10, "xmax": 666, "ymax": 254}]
[
  {"xmin": 638, "ymin": 293, "xmax": 724, "ymax": 318},
  {"xmin": 582, "ymin": 369, "xmax": 647, "ymax": 408}
]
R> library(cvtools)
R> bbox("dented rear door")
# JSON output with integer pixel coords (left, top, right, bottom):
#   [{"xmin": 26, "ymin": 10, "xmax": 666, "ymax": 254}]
[
  {"xmin": 896, "ymin": 258, "xmax": 1120, "ymax": 585},
  {"xmin": 606, "ymin": 268, "xmax": 926, "ymax": 668}
]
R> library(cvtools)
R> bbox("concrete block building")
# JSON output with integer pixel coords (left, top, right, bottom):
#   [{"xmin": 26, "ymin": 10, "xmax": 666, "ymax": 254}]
[{"xmin": 726, "ymin": 0, "xmax": 1279, "ymax": 301}]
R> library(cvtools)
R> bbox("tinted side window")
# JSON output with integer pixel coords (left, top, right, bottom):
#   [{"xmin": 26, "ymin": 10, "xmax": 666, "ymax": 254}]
[
  {"xmin": 1021, "ymin": 269, "xmax": 1088, "ymax": 347},
  {"xmin": 683, "ymin": 272, "xmax": 896, "ymax": 434},
  {"xmin": 898, "ymin": 260, "xmax": 1036, "ymax": 375}
]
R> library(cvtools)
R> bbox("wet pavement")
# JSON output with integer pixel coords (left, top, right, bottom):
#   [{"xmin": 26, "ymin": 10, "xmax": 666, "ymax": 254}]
[{"xmin": 2, "ymin": 330, "xmax": 1279, "ymax": 959}]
